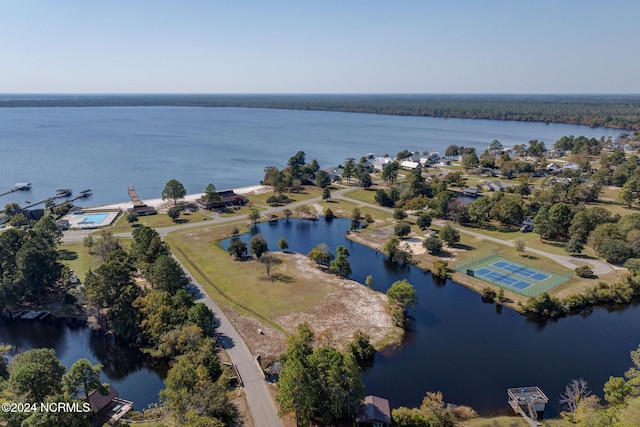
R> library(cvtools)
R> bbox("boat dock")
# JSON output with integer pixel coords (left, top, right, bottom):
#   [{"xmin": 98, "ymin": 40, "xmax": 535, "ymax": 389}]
[
  {"xmin": 0, "ymin": 183, "xmax": 31, "ymax": 198},
  {"xmin": 128, "ymin": 185, "xmax": 143, "ymax": 206},
  {"xmin": 508, "ymin": 386, "xmax": 548, "ymax": 426},
  {"xmin": 11, "ymin": 310, "xmax": 51, "ymax": 320}
]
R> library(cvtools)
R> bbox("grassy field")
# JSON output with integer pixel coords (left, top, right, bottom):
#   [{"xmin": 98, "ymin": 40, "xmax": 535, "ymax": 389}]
[
  {"xmin": 462, "ymin": 415, "xmax": 570, "ymax": 427},
  {"xmin": 165, "ymin": 223, "xmax": 336, "ymax": 330},
  {"xmin": 108, "ymin": 210, "xmax": 211, "ymax": 234}
]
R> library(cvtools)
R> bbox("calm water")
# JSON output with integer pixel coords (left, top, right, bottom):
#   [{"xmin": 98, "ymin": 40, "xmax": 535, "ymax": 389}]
[
  {"xmin": 0, "ymin": 106, "xmax": 629, "ymax": 416},
  {"xmin": 225, "ymin": 219, "xmax": 640, "ymax": 417},
  {"xmin": 0, "ymin": 106, "xmax": 616, "ymax": 207},
  {"xmin": 0, "ymin": 317, "xmax": 166, "ymax": 410}
]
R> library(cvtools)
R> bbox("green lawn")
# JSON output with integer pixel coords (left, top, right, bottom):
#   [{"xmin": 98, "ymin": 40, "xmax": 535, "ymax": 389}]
[
  {"xmin": 165, "ymin": 224, "xmax": 336, "ymax": 331},
  {"xmin": 108, "ymin": 210, "xmax": 211, "ymax": 234}
]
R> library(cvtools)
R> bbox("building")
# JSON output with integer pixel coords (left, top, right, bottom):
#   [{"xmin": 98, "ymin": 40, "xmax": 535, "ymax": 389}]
[
  {"xmin": 463, "ymin": 186, "xmax": 479, "ymax": 197},
  {"xmin": 356, "ymin": 395, "xmax": 392, "ymax": 427},
  {"xmin": 373, "ymin": 157, "xmax": 392, "ymax": 172},
  {"xmin": 400, "ymin": 160, "xmax": 420, "ymax": 170},
  {"xmin": 87, "ymin": 385, "xmax": 133, "ymax": 425}
]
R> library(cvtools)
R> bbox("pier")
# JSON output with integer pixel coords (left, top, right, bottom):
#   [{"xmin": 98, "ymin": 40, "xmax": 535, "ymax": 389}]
[
  {"xmin": 21, "ymin": 188, "xmax": 91, "ymax": 210},
  {"xmin": 0, "ymin": 183, "xmax": 31, "ymax": 198},
  {"xmin": 508, "ymin": 387, "xmax": 548, "ymax": 426}
]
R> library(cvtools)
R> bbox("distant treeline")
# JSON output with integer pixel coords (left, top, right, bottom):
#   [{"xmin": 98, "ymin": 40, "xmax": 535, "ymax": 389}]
[{"xmin": 2, "ymin": 94, "xmax": 640, "ymax": 131}]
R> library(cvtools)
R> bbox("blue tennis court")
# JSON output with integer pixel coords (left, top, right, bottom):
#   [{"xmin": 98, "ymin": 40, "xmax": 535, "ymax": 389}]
[
  {"xmin": 475, "ymin": 267, "xmax": 533, "ymax": 291},
  {"xmin": 491, "ymin": 260, "xmax": 550, "ymax": 282}
]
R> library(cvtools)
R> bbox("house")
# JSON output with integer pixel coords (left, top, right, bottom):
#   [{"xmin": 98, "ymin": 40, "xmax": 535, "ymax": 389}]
[
  {"xmin": 400, "ymin": 160, "xmax": 420, "ymax": 170},
  {"xmin": 373, "ymin": 157, "xmax": 392, "ymax": 172},
  {"xmin": 624, "ymin": 143, "xmax": 634, "ymax": 152},
  {"xmin": 483, "ymin": 181, "xmax": 514, "ymax": 192},
  {"xmin": 87, "ymin": 385, "xmax": 133, "ymax": 425},
  {"xmin": 328, "ymin": 166, "xmax": 344, "ymax": 181},
  {"xmin": 129, "ymin": 204, "xmax": 157, "ymax": 216},
  {"xmin": 463, "ymin": 186, "xmax": 479, "ymax": 197},
  {"xmin": 562, "ymin": 161, "xmax": 580, "ymax": 171},
  {"xmin": 356, "ymin": 395, "xmax": 392, "ymax": 427},
  {"xmin": 197, "ymin": 190, "xmax": 248, "ymax": 210}
]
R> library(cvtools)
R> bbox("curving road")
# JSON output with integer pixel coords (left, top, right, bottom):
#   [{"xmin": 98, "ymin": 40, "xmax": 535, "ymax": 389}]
[{"xmin": 60, "ymin": 185, "xmax": 615, "ymax": 425}]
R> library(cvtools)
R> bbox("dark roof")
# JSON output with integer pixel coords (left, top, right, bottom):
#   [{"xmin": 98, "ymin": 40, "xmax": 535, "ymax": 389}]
[
  {"xmin": 87, "ymin": 385, "xmax": 118, "ymax": 413},
  {"xmin": 356, "ymin": 395, "xmax": 392, "ymax": 424}
]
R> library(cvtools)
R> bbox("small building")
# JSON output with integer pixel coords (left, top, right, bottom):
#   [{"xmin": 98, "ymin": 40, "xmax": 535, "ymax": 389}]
[
  {"xmin": 328, "ymin": 166, "xmax": 344, "ymax": 181},
  {"xmin": 356, "ymin": 395, "xmax": 392, "ymax": 427},
  {"xmin": 507, "ymin": 386, "xmax": 548, "ymax": 422},
  {"xmin": 463, "ymin": 186, "xmax": 479, "ymax": 197},
  {"xmin": 400, "ymin": 160, "xmax": 420, "ymax": 170},
  {"xmin": 87, "ymin": 385, "xmax": 133, "ymax": 425}
]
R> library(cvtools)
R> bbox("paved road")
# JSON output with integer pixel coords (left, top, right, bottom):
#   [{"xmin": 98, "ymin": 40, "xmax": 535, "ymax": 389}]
[
  {"xmin": 174, "ymin": 256, "xmax": 283, "ymax": 427},
  {"xmin": 60, "ymin": 186, "xmax": 615, "ymax": 425}
]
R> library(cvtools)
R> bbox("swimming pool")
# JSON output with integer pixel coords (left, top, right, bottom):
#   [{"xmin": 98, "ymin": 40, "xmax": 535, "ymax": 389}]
[{"xmin": 64, "ymin": 211, "xmax": 118, "ymax": 229}]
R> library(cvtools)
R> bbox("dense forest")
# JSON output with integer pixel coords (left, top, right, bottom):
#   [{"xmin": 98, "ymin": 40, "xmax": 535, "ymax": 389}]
[{"xmin": 2, "ymin": 94, "xmax": 640, "ymax": 131}]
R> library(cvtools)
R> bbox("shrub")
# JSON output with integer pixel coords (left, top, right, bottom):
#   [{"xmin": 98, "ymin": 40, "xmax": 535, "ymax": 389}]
[
  {"xmin": 394, "ymin": 222, "xmax": 411, "ymax": 238},
  {"xmin": 416, "ymin": 213, "xmax": 432, "ymax": 230},
  {"xmin": 422, "ymin": 236, "xmax": 442, "ymax": 255},
  {"xmin": 432, "ymin": 260, "xmax": 448, "ymax": 278},
  {"xmin": 575, "ymin": 265, "xmax": 594, "ymax": 278},
  {"xmin": 481, "ymin": 287, "xmax": 497, "ymax": 302},
  {"xmin": 393, "ymin": 208, "xmax": 407, "ymax": 220}
]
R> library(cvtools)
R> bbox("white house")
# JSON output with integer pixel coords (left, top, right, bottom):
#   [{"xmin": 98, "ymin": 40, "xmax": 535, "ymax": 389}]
[
  {"xmin": 373, "ymin": 157, "xmax": 392, "ymax": 171},
  {"xmin": 400, "ymin": 160, "xmax": 420, "ymax": 170}
]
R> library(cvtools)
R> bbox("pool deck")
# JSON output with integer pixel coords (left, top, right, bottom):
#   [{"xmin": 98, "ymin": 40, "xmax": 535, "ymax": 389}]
[{"xmin": 62, "ymin": 211, "xmax": 120, "ymax": 229}]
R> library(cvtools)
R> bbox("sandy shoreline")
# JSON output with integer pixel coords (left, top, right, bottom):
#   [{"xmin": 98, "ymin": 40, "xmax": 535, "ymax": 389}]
[{"xmin": 84, "ymin": 184, "xmax": 270, "ymax": 211}]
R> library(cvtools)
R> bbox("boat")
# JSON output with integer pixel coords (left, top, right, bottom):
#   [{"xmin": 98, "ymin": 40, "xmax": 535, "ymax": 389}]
[{"xmin": 55, "ymin": 188, "xmax": 72, "ymax": 197}]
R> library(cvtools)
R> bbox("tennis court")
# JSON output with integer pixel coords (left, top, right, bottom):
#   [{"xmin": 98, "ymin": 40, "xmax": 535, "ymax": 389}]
[{"xmin": 454, "ymin": 254, "xmax": 571, "ymax": 297}]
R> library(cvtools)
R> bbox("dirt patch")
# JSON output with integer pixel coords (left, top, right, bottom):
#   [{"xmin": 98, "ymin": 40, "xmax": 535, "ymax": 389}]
[{"xmin": 223, "ymin": 254, "xmax": 397, "ymax": 361}]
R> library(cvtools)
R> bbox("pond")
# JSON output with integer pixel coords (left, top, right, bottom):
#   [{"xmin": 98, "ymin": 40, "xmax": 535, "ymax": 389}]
[
  {"xmin": 0, "ymin": 317, "xmax": 166, "ymax": 410},
  {"xmin": 225, "ymin": 217, "xmax": 640, "ymax": 417}
]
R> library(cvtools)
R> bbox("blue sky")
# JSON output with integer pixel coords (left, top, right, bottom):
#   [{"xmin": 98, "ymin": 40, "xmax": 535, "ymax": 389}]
[{"xmin": 1, "ymin": 1, "xmax": 638, "ymax": 94}]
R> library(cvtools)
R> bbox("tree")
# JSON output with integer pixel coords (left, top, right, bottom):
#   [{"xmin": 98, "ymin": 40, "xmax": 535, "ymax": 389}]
[
  {"xmin": 358, "ymin": 172, "xmax": 373, "ymax": 189},
  {"xmin": 130, "ymin": 226, "xmax": 168, "ymax": 265},
  {"xmin": 202, "ymin": 183, "xmax": 222, "ymax": 207},
  {"xmin": 330, "ymin": 246, "xmax": 351, "ymax": 277},
  {"xmin": 387, "ymin": 279, "xmax": 418, "ymax": 310},
  {"xmin": 248, "ymin": 209, "xmax": 260, "ymax": 227},
  {"xmin": 416, "ymin": 213, "xmax": 432, "ymax": 230},
  {"xmin": 308, "ymin": 243, "xmax": 333, "ymax": 266},
  {"xmin": 94, "ymin": 230, "xmax": 121, "ymax": 263},
  {"xmin": 8, "ymin": 348, "xmax": 65, "ymax": 402},
  {"xmin": 324, "ymin": 207, "xmax": 335, "ymax": 220},
  {"xmin": 316, "ymin": 170, "xmax": 331, "ymax": 188},
  {"xmin": 350, "ymin": 207, "xmax": 363, "ymax": 230},
  {"xmin": 276, "ymin": 324, "xmax": 316, "ymax": 426},
  {"xmin": 393, "ymin": 208, "xmax": 407, "ymax": 220},
  {"xmin": 559, "ymin": 378, "xmax": 591, "ymax": 415},
  {"xmin": 395, "ymin": 222, "xmax": 411, "ymax": 238},
  {"xmin": 126, "ymin": 211, "xmax": 139, "ymax": 224},
  {"xmin": 342, "ymin": 161, "xmax": 355, "ymax": 184},
  {"xmin": 599, "ymin": 239, "xmax": 633, "ymax": 265},
  {"xmin": 146, "ymin": 254, "xmax": 190, "ymax": 294},
  {"xmin": 381, "ymin": 162, "xmax": 399, "ymax": 186},
  {"xmin": 347, "ymin": 331, "xmax": 376, "ymax": 362},
  {"xmin": 162, "ymin": 179, "xmax": 187, "ymax": 206},
  {"xmin": 168, "ymin": 205, "xmax": 182, "ymax": 222},
  {"xmin": 16, "ymin": 236, "xmax": 61, "ymax": 304},
  {"xmin": 603, "ymin": 376, "xmax": 633, "ymax": 407},
  {"xmin": 249, "ymin": 234, "xmax": 269, "ymax": 259},
  {"xmin": 439, "ymin": 224, "xmax": 460, "ymax": 245},
  {"xmin": 227, "ymin": 237, "xmax": 247, "ymax": 259},
  {"xmin": 515, "ymin": 239, "xmax": 526, "ymax": 256},
  {"xmin": 432, "ymin": 260, "xmax": 449, "ymax": 278},
  {"xmin": 495, "ymin": 198, "xmax": 524, "ymax": 226},
  {"xmin": 384, "ymin": 237, "xmax": 400, "ymax": 261},
  {"xmin": 187, "ymin": 302, "xmax": 217, "ymax": 336},
  {"xmin": 278, "ymin": 237, "xmax": 289, "ymax": 251},
  {"xmin": 565, "ymin": 236, "xmax": 585, "ymax": 255},
  {"xmin": 365, "ymin": 275, "xmax": 374, "ymax": 287},
  {"xmin": 283, "ymin": 208, "xmax": 293, "ymax": 221},
  {"xmin": 322, "ymin": 187, "xmax": 331, "ymax": 200},
  {"xmin": 423, "ymin": 236, "xmax": 442, "ymax": 255},
  {"xmin": 32, "ymin": 215, "xmax": 62, "ymax": 246},
  {"xmin": 83, "ymin": 235, "xmax": 95, "ymax": 254},
  {"xmin": 462, "ymin": 153, "xmax": 479, "ymax": 172},
  {"xmin": 63, "ymin": 358, "xmax": 108, "ymax": 398},
  {"xmin": 260, "ymin": 254, "xmax": 281, "ymax": 277},
  {"xmin": 489, "ymin": 139, "xmax": 503, "ymax": 152}
]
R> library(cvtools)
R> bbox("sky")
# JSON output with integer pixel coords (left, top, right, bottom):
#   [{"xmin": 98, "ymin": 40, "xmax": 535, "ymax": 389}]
[{"xmin": 1, "ymin": 1, "xmax": 639, "ymax": 94}]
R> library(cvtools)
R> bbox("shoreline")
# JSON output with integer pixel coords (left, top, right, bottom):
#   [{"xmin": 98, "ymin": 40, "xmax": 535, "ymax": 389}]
[{"xmin": 83, "ymin": 184, "xmax": 270, "ymax": 211}]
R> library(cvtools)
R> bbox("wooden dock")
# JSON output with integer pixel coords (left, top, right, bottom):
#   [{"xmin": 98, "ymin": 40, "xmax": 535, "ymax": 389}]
[
  {"xmin": 128, "ymin": 185, "xmax": 141, "ymax": 205},
  {"xmin": 507, "ymin": 386, "xmax": 548, "ymax": 426}
]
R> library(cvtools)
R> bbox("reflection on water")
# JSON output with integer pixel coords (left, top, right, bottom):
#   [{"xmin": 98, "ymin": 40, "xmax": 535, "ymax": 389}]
[
  {"xmin": 0, "ymin": 317, "xmax": 166, "ymax": 410},
  {"xmin": 223, "ymin": 218, "xmax": 640, "ymax": 416}
]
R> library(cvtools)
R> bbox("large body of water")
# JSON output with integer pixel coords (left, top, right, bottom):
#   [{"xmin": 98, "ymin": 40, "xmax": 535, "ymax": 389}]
[
  {"xmin": 230, "ymin": 219, "xmax": 640, "ymax": 417},
  {"xmin": 0, "ymin": 106, "xmax": 617, "ymax": 207},
  {"xmin": 0, "ymin": 106, "xmax": 630, "ymax": 417}
]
